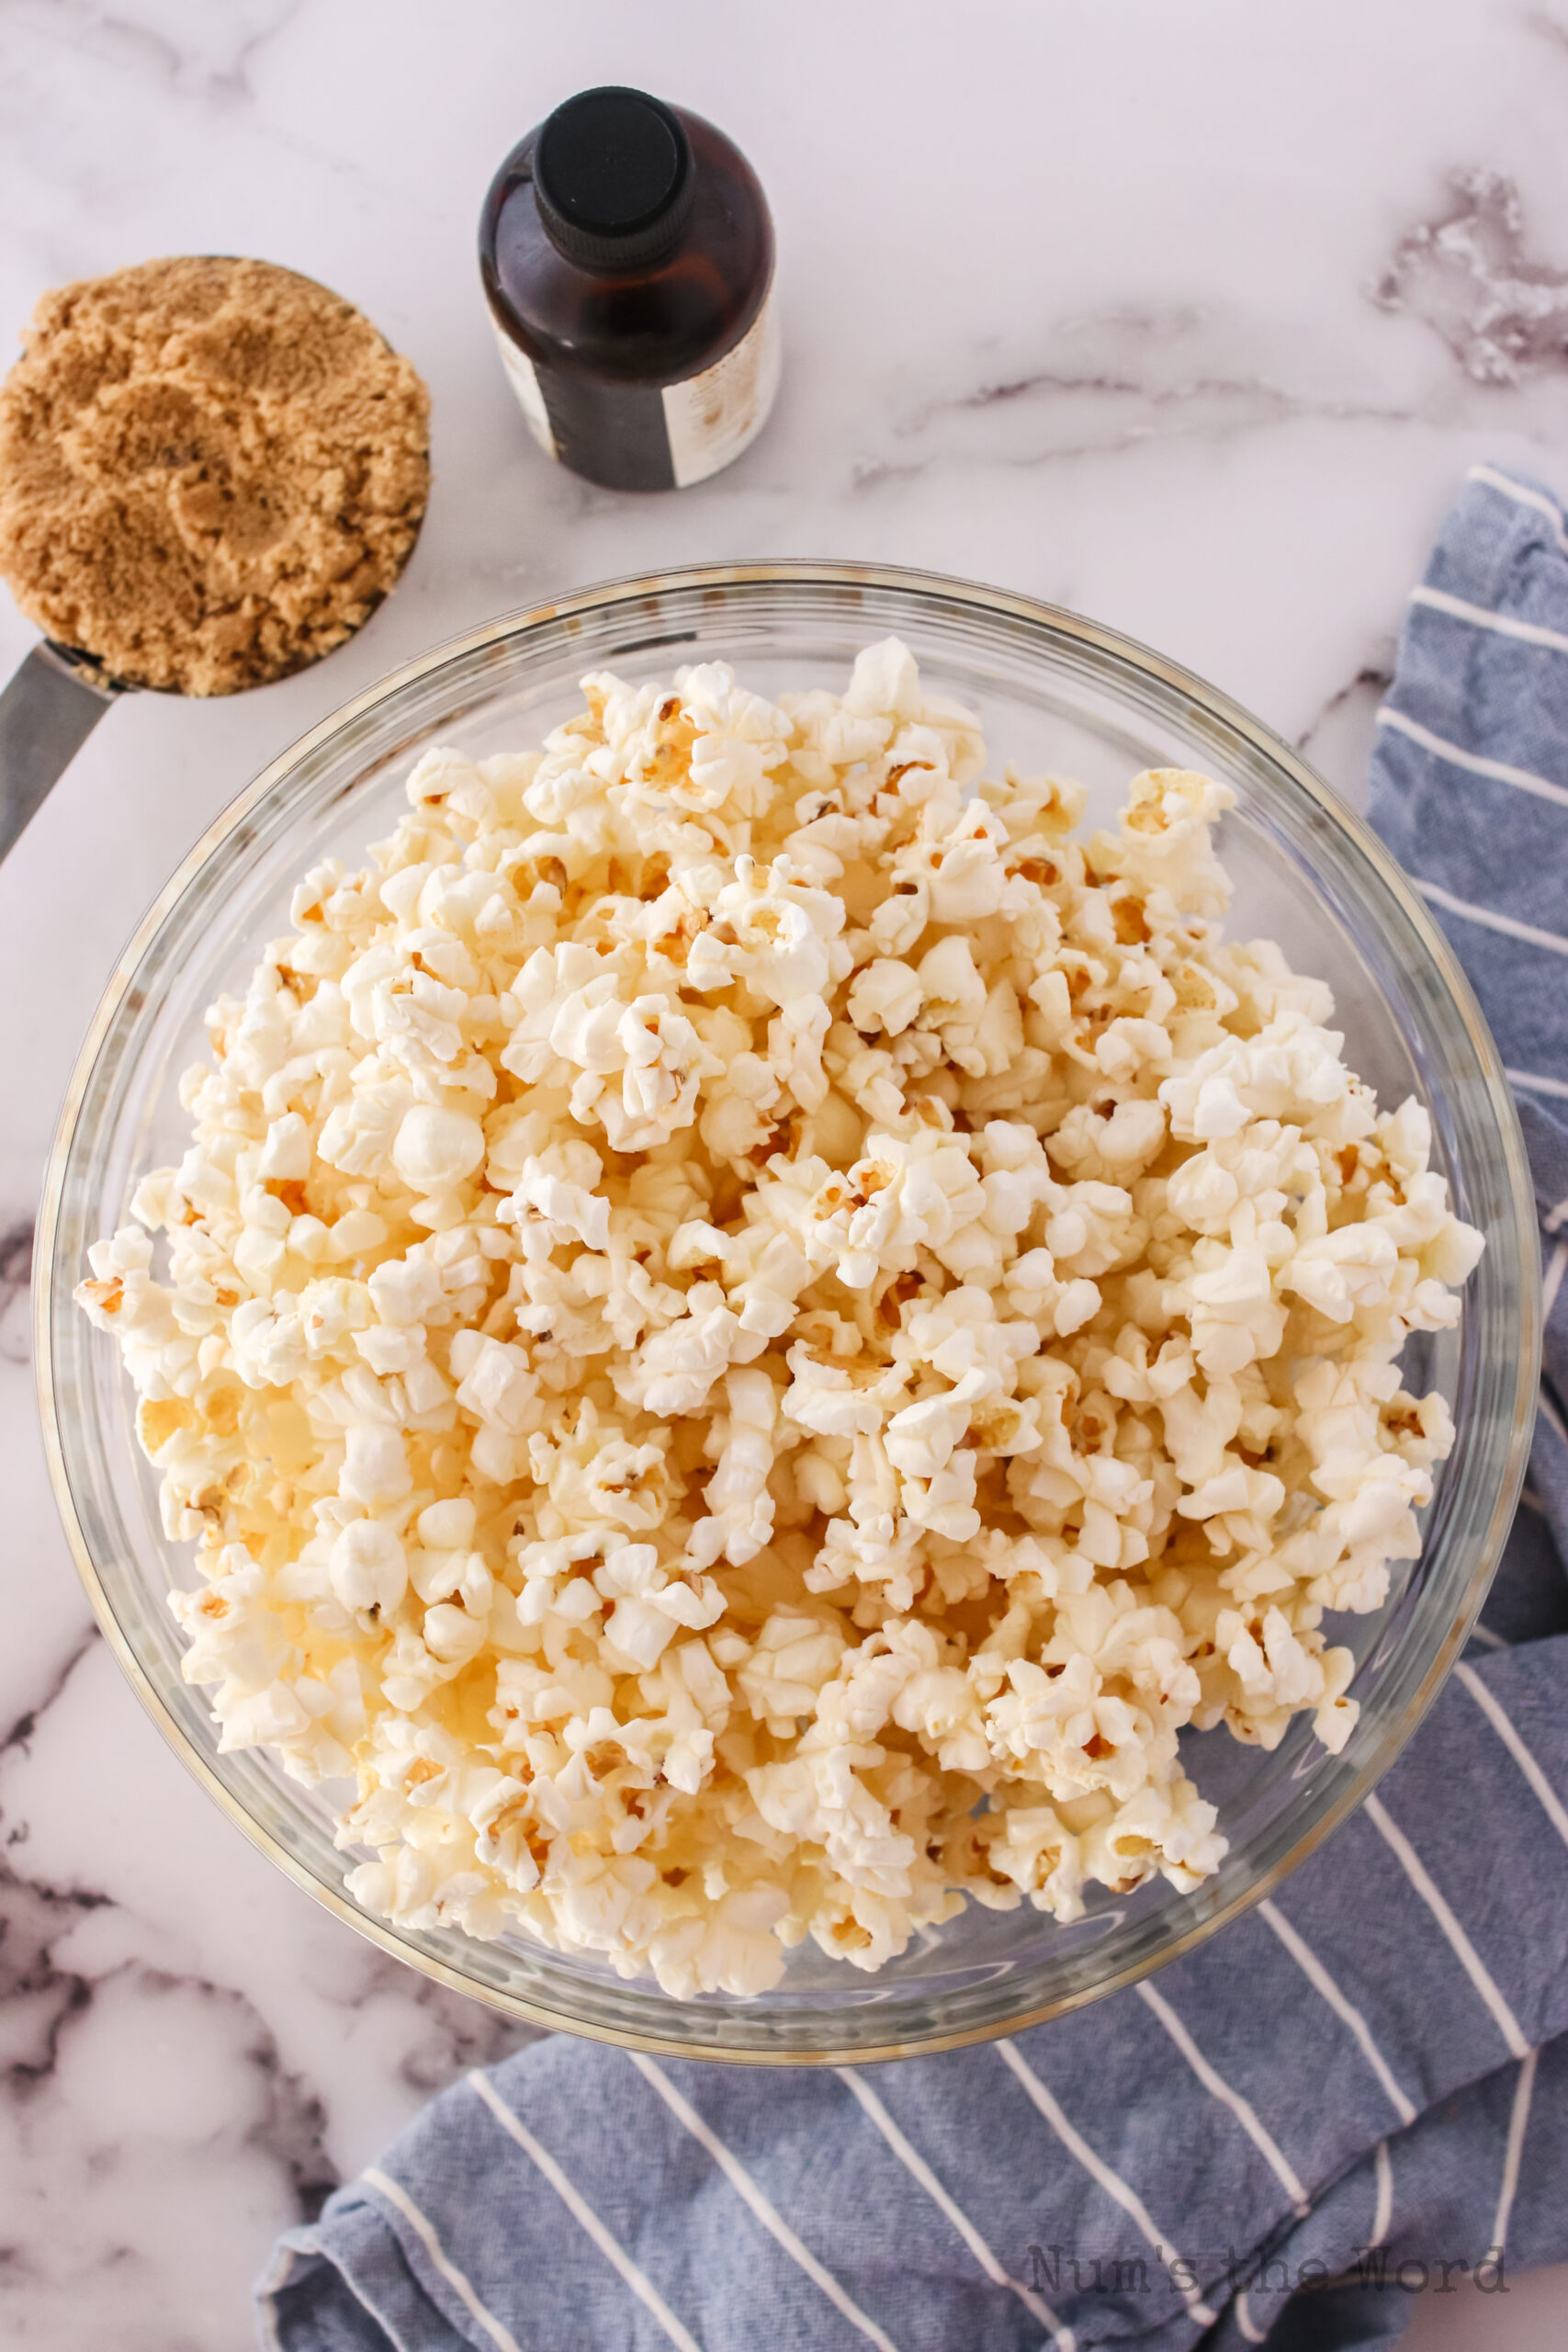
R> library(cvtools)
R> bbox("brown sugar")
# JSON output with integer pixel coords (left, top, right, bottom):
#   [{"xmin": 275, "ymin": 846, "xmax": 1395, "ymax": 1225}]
[{"xmin": 0, "ymin": 256, "xmax": 430, "ymax": 695}]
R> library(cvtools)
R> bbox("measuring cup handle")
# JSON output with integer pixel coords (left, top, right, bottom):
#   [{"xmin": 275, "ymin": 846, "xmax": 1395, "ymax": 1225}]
[{"xmin": 0, "ymin": 642, "xmax": 122, "ymax": 865}]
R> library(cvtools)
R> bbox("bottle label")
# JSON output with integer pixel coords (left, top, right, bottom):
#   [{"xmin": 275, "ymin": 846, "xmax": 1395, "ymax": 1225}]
[
  {"xmin": 490, "ymin": 287, "xmax": 780, "ymax": 491},
  {"xmin": 491, "ymin": 318, "xmax": 557, "ymax": 458},
  {"xmin": 660, "ymin": 290, "xmax": 781, "ymax": 488}
]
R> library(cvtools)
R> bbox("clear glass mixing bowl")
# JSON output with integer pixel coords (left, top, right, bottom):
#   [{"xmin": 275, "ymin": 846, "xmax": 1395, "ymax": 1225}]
[{"xmin": 36, "ymin": 563, "xmax": 1540, "ymax": 2063}]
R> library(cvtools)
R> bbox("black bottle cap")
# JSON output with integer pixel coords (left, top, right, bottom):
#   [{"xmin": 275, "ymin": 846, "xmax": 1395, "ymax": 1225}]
[{"xmin": 533, "ymin": 87, "xmax": 694, "ymax": 270}]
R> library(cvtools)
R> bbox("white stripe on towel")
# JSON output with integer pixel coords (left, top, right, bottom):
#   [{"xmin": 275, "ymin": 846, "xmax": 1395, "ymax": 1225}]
[
  {"xmin": 834, "ymin": 2068, "xmax": 1073, "ymax": 2348},
  {"xmin": 1455, "ymin": 1664, "xmax": 1568, "ymax": 1850},
  {"xmin": 1258, "ymin": 1900, "xmax": 1417, "ymax": 2126},
  {"xmin": 1364, "ymin": 1795, "xmax": 1529, "ymax": 2059},
  {"xmin": 1412, "ymin": 582, "xmax": 1568, "ymax": 656},
  {"xmin": 1546, "ymin": 1193, "xmax": 1568, "ymax": 1234},
  {"xmin": 364, "ymin": 2167, "xmax": 526, "ymax": 2352},
  {"xmin": 1467, "ymin": 464, "xmax": 1568, "ymax": 554},
  {"xmin": 254, "ymin": 2245, "xmax": 292, "ymax": 2352},
  {"xmin": 1544, "ymin": 1241, "xmax": 1567, "ymax": 1326},
  {"xmin": 1136, "ymin": 1982, "xmax": 1310, "ymax": 2214},
  {"xmin": 1369, "ymin": 2141, "xmax": 1393, "ymax": 2251},
  {"xmin": 995, "ymin": 2040, "xmax": 1218, "ymax": 2327},
  {"xmin": 1377, "ymin": 705, "xmax": 1568, "ymax": 814},
  {"xmin": 1414, "ymin": 878, "xmax": 1568, "ymax": 958},
  {"xmin": 1506, "ymin": 1067, "xmax": 1568, "ymax": 1103},
  {"xmin": 1235, "ymin": 2287, "xmax": 1269, "ymax": 2342},
  {"xmin": 1488, "ymin": 2050, "xmax": 1539, "ymax": 2262},
  {"xmin": 1540, "ymin": 1386, "xmax": 1568, "ymax": 1453},
  {"xmin": 629, "ymin": 2052, "xmax": 902, "ymax": 2352},
  {"xmin": 1469, "ymin": 1618, "xmax": 1510, "ymax": 1645},
  {"xmin": 468, "ymin": 2074, "xmax": 702, "ymax": 2352}
]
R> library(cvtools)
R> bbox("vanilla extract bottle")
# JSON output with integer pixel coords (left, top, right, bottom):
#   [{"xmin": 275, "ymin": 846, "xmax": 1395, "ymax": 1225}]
[{"xmin": 479, "ymin": 85, "xmax": 779, "ymax": 492}]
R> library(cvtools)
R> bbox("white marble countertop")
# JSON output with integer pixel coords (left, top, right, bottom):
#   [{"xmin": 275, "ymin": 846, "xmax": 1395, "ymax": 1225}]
[{"xmin": 2, "ymin": 3, "xmax": 1566, "ymax": 2343}]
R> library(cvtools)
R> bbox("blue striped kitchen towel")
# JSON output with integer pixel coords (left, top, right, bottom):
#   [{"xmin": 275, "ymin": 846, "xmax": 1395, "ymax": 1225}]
[{"xmin": 258, "ymin": 467, "xmax": 1568, "ymax": 2352}]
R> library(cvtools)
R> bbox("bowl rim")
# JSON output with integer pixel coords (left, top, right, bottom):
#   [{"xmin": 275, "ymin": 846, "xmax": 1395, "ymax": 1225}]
[{"xmin": 34, "ymin": 555, "xmax": 1541, "ymax": 2064}]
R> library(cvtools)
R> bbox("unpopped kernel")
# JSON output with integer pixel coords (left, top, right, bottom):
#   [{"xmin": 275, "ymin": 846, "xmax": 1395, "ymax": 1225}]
[{"xmin": 79, "ymin": 641, "xmax": 1483, "ymax": 1996}]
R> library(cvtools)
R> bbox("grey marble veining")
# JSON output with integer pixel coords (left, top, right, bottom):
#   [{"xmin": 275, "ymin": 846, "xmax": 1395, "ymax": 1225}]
[{"xmin": 1, "ymin": 3, "xmax": 1566, "ymax": 2344}]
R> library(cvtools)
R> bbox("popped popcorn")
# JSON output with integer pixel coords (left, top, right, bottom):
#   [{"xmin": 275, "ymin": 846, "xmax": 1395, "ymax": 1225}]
[{"xmin": 79, "ymin": 642, "xmax": 1483, "ymax": 1998}]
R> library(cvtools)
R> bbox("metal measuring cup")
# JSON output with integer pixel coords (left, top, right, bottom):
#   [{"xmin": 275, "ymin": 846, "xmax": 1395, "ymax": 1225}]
[
  {"xmin": 0, "ymin": 639, "xmax": 130, "ymax": 862},
  {"xmin": 0, "ymin": 569, "xmax": 420, "ymax": 865}
]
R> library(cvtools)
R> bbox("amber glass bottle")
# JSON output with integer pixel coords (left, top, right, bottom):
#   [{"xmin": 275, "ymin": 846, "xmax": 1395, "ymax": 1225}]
[{"xmin": 479, "ymin": 85, "xmax": 778, "ymax": 493}]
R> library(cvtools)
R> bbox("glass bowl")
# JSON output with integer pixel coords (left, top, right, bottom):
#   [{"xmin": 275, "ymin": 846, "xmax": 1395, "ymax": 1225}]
[{"xmin": 36, "ymin": 561, "xmax": 1540, "ymax": 2064}]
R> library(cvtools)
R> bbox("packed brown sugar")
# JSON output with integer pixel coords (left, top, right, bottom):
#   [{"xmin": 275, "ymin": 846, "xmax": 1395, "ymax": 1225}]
[{"xmin": 0, "ymin": 255, "xmax": 429, "ymax": 695}]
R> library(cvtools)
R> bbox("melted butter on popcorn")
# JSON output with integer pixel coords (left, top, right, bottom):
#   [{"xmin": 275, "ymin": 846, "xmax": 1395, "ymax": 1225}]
[{"xmin": 79, "ymin": 640, "xmax": 1483, "ymax": 1997}]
